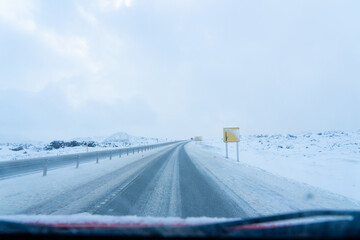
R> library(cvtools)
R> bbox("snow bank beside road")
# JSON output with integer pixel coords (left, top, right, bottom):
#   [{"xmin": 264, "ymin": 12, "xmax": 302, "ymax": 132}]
[
  {"xmin": 186, "ymin": 142, "xmax": 360, "ymax": 216},
  {"xmin": 192, "ymin": 130, "xmax": 360, "ymax": 202}
]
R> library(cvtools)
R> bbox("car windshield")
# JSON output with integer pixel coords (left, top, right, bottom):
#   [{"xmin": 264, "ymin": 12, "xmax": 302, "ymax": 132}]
[{"xmin": 0, "ymin": 0, "xmax": 359, "ymax": 238}]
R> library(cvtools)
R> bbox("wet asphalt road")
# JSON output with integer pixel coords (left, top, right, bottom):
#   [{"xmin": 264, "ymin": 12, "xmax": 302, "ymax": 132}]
[
  {"xmin": 20, "ymin": 142, "xmax": 248, "ymax": 218},
  {"xmin": 93, "ymin": 142, "xmax": 247, "ymax": 218}
]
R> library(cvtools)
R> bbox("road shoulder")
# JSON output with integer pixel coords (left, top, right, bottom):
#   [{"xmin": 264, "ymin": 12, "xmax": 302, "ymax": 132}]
[{"xmin": 185, "ymin": 142, "xmax": 360, "ymax": 216}]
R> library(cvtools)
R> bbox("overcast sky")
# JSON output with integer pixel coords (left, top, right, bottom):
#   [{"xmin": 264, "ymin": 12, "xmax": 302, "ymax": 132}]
[{"xmin": 0, "ymin": 0, "xmax": 360, "ymax": 142}]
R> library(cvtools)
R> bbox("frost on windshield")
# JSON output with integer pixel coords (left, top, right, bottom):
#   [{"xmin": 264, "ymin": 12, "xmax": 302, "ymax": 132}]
[{"xmin": 0, "ymin": 0, "xmax": 359, "ymax": 227}]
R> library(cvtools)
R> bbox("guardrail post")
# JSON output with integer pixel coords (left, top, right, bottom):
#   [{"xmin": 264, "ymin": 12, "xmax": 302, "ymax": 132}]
[
  {"xmin": 43, "ymin": 158, "xmax": 48, "ymax": 176},
  {"xmin": 119, "ymin": 150, "xmax": 121, "ymax": 158},
  {"xmin": 96, "ymin": 152, "xmax": 99, "ymax": 164},
  {"xmin": 110, "ymin": 151, "xmax": 112, "ymax": 160},
  {"xmin": 133, "ymin": 149, "xmax": 135, "ymax": 154},
  {"xmin": 76, "ymin": 155, "xmax": 80, "ymax": 168},
  {"xmin": 127, "ymin": 149, "xmax": 129, "ymax": 156}
]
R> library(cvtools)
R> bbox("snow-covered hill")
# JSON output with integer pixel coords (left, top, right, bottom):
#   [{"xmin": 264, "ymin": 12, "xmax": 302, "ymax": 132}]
[
  {"xmin": 103, "ymin": 132, "xmax": 158, "ymax": 146},
  {"xmin": 0, "ymin": 132, "xmax": 163, "ymax": 162}
]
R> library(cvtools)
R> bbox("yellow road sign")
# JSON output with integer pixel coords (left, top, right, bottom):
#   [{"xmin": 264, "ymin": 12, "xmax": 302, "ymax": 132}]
[
  {"xmin": 223, "ymin": 128, "xmax": 240, "ymax": 142},
  {"xmin": 194, "ymin": 136, "xmax": 202, "ymax": 141}
]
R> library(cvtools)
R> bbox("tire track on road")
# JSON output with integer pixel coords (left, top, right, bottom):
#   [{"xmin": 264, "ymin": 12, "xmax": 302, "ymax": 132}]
[
  {"xmin": 21, "ymin": 144, "xmax": 180, "ymax": 215},
  {"xmin": 94, "ymin": 145, "xmax": 180, "ymax": 216},
  {"xmin": 178, "ymin": 145, "xmax": 249, "ymax": 218}
]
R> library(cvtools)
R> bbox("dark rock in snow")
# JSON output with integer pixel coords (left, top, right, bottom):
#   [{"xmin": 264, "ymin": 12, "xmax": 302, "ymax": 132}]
[
  {"xmin": 64, "ymin": 141, "xmax": 81, "ymax": 147},
  {"xmin": 44, "ymin": 140, "xmax": 97, "ymax": 150},
  {"xmin": 86, "ymin": 141, "xmax": 96, "ymax": 147},
  {"xmin": 286, "ymin": 134, "xmax": 297, "ymax": 139},
  {"xmin": 256, "ymin": 134, "xmax": 268, "ymax": 138},
  {"xmin": 44, "ymin": 145, "xmax": 53, "ymax": 150},
  {"xmin": 49, "ymin": 141, "xmax": 65, "ymax": 149},
  {"xmin": 11, "ymin": 146, "xmax": 24, "ymax": 151},
  {"xmin": 44, "ymin": 140, "xmax": 65, "ymax": 150}
]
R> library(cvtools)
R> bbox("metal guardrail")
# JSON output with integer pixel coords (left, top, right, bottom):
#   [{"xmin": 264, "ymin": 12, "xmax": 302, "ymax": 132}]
[{"xmin": 0, "ymin": 141, "xmax": 182, "ymax": 179}]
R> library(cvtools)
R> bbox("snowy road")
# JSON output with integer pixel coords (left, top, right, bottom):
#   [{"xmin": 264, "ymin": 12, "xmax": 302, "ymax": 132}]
[
  {"xmin": 1, "ymin": 141, "xmax": 359, "ymax": 218},
  {"xmin": 93, "ymin": 143, "xmax": 249, "ymax": 218},
  {"xmin": 20, "ymin": 142, "xmax": 250, "ymax": 218}
]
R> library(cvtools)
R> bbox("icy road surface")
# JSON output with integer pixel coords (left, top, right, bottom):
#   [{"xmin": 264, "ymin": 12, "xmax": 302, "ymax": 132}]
[{"xmin": 0, "ymin": 142, "xmax": 358, "ymax": 218}]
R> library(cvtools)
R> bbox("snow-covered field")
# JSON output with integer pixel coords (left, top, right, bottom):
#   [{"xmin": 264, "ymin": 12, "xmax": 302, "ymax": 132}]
[
  {"xmin": 195, "ymin": 130, "xmax": 360, "ymax": 202},
  {"xmin": 0, "ymin": 132, "xmax": 167, "ymax": 162}
]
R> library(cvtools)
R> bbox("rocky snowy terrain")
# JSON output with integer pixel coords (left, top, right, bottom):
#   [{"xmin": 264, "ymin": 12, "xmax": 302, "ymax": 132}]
[
  {"xmin": 196, "ymin": 130, "xmax": 360, "ymax": 202},
  {"xmin": 0, "ymin": 132, "xmax": 165, "ymax": 162},
  {"xmin": 201, "ymin": 130, "xmax": 360, "ymax": 159}
]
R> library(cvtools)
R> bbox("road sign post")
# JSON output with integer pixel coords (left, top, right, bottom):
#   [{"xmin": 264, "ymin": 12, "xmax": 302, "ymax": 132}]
[
  {"xmin": 236, "ymin": 142, "xmax": 239, "ymax": 162},
  {"xmin": 43, "ymin": 158, "xmax": 48, "ymax": 176},
  {"xmin": 225, "ymin": 142, "xmax": 228, "ymax": 159},
  {"xmin": 76, "ymin": 155, "xmax": 80, "ymax": 168},
  {"xmin": 223, "ymin": 127, "xmax": 240, "ymax": 161}
]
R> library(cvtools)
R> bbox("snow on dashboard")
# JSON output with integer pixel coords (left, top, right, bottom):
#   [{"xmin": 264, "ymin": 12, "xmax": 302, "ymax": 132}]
[{"xmin": 0, "ymin": 214, "xmax": 232, "ymax": 227}]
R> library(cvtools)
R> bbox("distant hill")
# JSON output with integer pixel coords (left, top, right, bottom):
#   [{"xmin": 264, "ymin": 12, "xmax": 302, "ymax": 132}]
[
  {"xmin": 103, "ymin": 132, "xmax": 158, "ymax": 145},
  {"xmin": 73, "ymin": 132, "xmax": 159, "ymax": 146}
]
